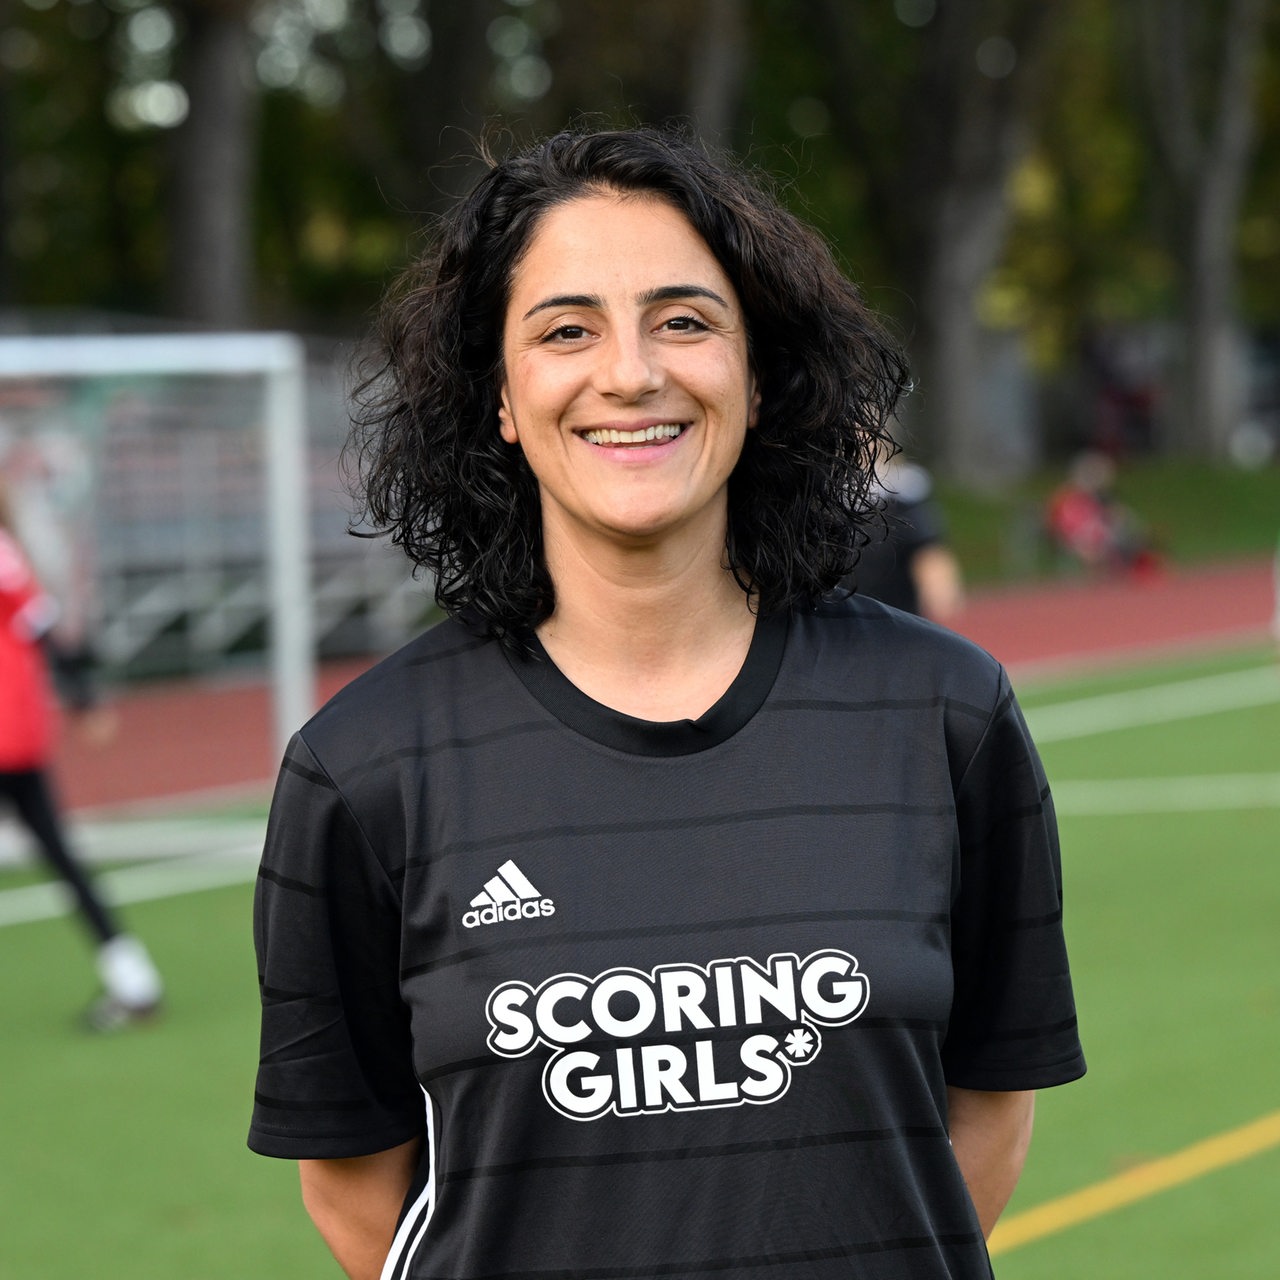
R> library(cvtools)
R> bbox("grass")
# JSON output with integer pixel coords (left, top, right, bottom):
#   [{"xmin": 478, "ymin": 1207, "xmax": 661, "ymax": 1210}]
[
  {"xmin": 1, "ymin": 643, "xmax": 1277, "ymax": 1277},
  {"xmin": 993, "ymin": 646, "xmax": 1280, "ymax": 1278},
  {"xmin": 937, "ymin": 458, "xmax": 1280, "ymax": 583},
  {"xmin": 0, "ymin": 882, "xmax": 332, "ymax": 1278}
]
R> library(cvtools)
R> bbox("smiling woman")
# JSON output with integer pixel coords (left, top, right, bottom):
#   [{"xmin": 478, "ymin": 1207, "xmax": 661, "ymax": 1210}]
[
  {"xmin": 249, "ymin": 127, "xmax": 1086, "ymax": 1280},
  {"xmin": 495, "ymin": 193, "xmax": 761, "ymax": 697},
  {"xmin": 346, "ymin": 128, "xmax": 908, "ymax": 643}
]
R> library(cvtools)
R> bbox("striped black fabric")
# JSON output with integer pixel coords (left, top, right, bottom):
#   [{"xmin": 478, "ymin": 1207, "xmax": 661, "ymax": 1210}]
[{"xmin": 250, "ymin": 596, "xmax": 1084, "ymax": 1279}]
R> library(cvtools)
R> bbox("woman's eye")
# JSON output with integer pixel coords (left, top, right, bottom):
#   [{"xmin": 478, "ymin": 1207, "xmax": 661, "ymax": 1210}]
[
  {"xmin": 662, "ymin": 314, "xmax": 709, "ymax": 333},
  {"xmin": 543, "ymin": 324, "xmax": 588, "ymax": 343}
]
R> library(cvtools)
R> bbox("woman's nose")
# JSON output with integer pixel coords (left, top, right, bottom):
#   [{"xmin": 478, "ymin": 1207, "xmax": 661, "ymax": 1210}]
[{"xmin": 594, "ymin": 328, "xmax": 662, "ymax": 401}]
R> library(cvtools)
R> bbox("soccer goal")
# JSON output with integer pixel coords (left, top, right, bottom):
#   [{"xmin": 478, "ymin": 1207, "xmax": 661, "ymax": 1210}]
[{"xmin": 0, "ymin": 332, "xmax": 314, "ymax": 756}]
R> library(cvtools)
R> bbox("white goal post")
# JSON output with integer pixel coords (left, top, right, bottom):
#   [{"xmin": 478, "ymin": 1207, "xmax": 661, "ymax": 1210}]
[{"xmin": 0, "ymin": 332, "xmax": 315, "ymax": 758}]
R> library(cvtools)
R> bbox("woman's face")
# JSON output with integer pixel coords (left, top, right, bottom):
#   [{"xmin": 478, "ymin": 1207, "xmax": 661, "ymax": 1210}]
[{"xmin": 497, "ymin": 192, "xmax": 759, "ymax": 561}]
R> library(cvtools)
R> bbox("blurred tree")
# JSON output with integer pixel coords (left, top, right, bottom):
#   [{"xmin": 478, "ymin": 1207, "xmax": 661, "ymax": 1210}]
[
  {"xmin": 1, "ymin": 0, "xmax": 1277, "ymax": 479},
  {"xmin": 987, "ymin": 1, "xmax": 1171, "ymax": 456},
  {"xmin": 251, "ymin": 0, "xmax": 506, "ymax": 324},
  {"xmin": 688, "ymin": 0, "xmax": 749, "ymax": 144},
  {"xmin": 800, "ymin": 0, "xmax": 1062, "ymax": 478},
  {"xmin": 0, "ymin": 0, "xmax": 13, "ymax": 305},
  {"xmin": 532, "ymin": 0, "xmax": 741, "ymax": 139},
  {"xmin": 1237, "ymin": 12, "xmax": 1280, "ymax": 331},
  {"xmin": 331, "ymin": 0, "xmax": 500, "ymax": 217},
  {"xmin": 2, "ymin": 0, "xmax": 162, "ymax": 313},
  {"xmin": 167, "ymin": 0, "xmax": 257, "ymax": 325},
  {"xmin": 1133, "ymin": 0, "xmax": 1270, "ymax": 457}
]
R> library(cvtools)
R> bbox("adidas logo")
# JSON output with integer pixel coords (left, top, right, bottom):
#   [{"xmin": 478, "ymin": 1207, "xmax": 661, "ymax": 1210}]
[{"xmin": 462, "ymin": 859, "xmax": 556, "ymax": 929}]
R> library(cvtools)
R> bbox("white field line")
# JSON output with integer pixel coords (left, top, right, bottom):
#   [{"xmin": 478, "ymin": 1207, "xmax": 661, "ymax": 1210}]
[
  {"xmin": 1054, "ymin": 773, "xmax": 1280, "ymax": 816},
  {"xmin": 0, "ymin": 816, "xmax": 265, "ymax": 867},
  {"xmin": 1024, "ymin": 665, "xmax": 1280, "ymax": 743},
  {"xmin": 69, "ymin": 816, "xmax": 265, "ymax": 863},
  {"xmin": 0, "ymin": 844, "xmax": 261, "ymax": 928}
]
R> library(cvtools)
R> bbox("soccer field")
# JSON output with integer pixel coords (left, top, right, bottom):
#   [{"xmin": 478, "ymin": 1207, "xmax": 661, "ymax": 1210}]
[{"xmin": 1, "ymin": 646, "xmax": 1277, "ymax": 1278}]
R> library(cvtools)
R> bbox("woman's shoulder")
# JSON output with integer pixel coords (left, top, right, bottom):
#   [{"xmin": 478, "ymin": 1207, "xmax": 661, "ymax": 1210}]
[
  {"xmin": 295, "ymin": 616, "xmax": 503, "ymax": 760},
  {"xmin": 793, "ymin": 593, "xmax": 1006, "ymax": 701}
]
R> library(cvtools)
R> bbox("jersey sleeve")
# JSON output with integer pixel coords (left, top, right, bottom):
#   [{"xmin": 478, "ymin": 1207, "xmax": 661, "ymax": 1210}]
[
  {"xmin": 894, "ymin": 495, "xmax": 946, "ymax": 558},
  {"xmin": 941, "ymin": 671, "xmax": 1086, "ymax": 1091},
  {"xmin": 248, "ymin": 732, "xmax": 426, "ymax": 1159}
]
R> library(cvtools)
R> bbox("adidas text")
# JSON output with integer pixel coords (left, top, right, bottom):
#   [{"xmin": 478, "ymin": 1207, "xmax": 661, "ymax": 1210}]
[
  {"xmin": 462, "ymin": 859, "xmax": 554, "ymax": 929},
  {"xmin": 463, "ymin": 899, "xmax": 556, "ymax": 929}
]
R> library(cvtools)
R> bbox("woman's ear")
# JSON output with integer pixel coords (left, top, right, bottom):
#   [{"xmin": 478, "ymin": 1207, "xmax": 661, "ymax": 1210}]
[
  {"xmin": 747, "ymin": 377, "xmax": 762, "ymax": 430},
  {"xmin": 498, "ymin": 388, "xmax": 519, "ymax": 445}
]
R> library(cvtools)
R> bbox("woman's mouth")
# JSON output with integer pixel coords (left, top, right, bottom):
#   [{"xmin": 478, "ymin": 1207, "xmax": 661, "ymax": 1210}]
[{"xmin": 581, "ymin": 423, "xmax": 685, "ymax": 447}]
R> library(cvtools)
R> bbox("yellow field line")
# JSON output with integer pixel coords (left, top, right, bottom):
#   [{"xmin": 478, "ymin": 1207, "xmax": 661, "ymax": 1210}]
[{"xmin": 989, "ymin": 1110, "xmax": 1280, "ymax": 1256}]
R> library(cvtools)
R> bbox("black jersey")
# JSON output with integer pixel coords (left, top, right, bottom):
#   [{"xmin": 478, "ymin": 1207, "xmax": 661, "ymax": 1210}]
[{"xmin": 250, "ymin": 596, "xmax": 1084, "ymax": 1280}]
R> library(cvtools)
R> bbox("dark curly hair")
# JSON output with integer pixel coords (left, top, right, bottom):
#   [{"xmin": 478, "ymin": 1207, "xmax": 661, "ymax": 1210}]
[{"xmin": 349, "ymin": 125, "xmax": 909, "ymax": 644}]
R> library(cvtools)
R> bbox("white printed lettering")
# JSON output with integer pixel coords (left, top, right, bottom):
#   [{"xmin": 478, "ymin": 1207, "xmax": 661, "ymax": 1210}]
[{"xmin": 484, "ymin": 949, "xmax": 871, "ymax": 1122}]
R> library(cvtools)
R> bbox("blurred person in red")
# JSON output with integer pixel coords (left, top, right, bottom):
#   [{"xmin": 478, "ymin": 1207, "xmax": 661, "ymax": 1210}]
[
  {"xmin": 0, "ymin": 476, "xmax": 163, "ymax": 1030},
  {"xmin": 1045, "ymin": 451, "xmax": 1162, "ymax": 579}
]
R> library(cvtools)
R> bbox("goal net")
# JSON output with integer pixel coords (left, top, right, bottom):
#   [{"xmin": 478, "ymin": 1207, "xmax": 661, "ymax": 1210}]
[{"xmin": 0, "ymin": 332, "xmax": 433, "ymax": 757}]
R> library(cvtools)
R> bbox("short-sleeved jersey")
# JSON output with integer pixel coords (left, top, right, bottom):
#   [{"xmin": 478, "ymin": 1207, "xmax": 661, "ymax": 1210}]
[{"xmin": 250, "ymin": 596, "xmax": 1084, "ymax": 1280}]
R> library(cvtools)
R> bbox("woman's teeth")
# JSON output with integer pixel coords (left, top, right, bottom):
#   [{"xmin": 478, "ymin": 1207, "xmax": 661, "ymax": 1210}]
[{"xmin": 583, "ymin": 424, "xmax": 683, "ymax": 446}]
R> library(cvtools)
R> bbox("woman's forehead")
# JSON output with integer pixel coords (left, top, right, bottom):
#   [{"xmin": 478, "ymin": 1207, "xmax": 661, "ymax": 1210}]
[{"xmin": 506, "ymin": 193, "xmax": 735, "ymax": 309}]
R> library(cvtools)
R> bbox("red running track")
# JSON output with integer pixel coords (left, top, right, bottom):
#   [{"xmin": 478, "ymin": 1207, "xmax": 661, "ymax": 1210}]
[{"xmin": 52, "ymin": 557, "xmax": 1275, "ymax": 814}]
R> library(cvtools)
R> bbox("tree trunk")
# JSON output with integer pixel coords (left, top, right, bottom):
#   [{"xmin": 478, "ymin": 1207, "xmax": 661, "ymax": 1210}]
[
  {"xmin": 1184, "ymin": 187, "xmax": 1249, "ymax": 458},
  {"xmin": 911, "ymin": 97, "xmax": 1032, "ymax": 480},
  {"xmin": 687, "ymin": 0, "xmax": 748, "ymax": 146},
  {"xmin": 166, "ymin": 0, "xmax": 257, "ymax": 326},
  {"xmin": 912, "ymin": 184, "xmax": 1012, "ymax": 481},
  {"xmin": 812, "ymin": 0, "xmax": 1058, "ymax": 476},
  {"xmin": 395, "ymin": 0, "xmax": 502, "ymax": 215},
  {"xmin": 0, "ymin": 0, "xmax": 14, "ymax": 304},
  {"xmin": 1137, "ymin": 0, "xmax": 1266, "ymax": 456}
]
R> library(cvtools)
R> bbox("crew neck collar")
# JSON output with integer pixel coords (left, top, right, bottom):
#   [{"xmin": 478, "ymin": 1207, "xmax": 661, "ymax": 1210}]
[{"xmin": 504, "ymin": 610, "xmax": 789, "ymax": 756}]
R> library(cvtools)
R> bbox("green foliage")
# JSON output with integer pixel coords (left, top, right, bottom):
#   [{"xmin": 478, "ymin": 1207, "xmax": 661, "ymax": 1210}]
[
  {"xmin": 253, "ymin": 86, "xmax": 416, "ymax": 327},
  {"xmin": 1240, "ymin": 10, "xmax": 1280, "ymax": 327},
  {"xmin": 994, "ymin": 0, "xmax": 1178, "ymax": 370},
  {"xmin": 3, "ymin": 0, "xmax": 170, "ymax": 309},
  {"xmin": 2, "ymin": 0, "xmax": 1278, "ymax": 390},
  {"xmin": 740, "ymin": 0, "xmax": 897, "ymax": 303}
]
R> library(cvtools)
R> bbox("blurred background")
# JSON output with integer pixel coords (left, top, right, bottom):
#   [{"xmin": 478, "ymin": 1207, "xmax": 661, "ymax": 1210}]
[
  {"xmin": 4, "ymin": 0, "xmax": 1280, "ymax": 457},
  {"xmin": 2, "ymin": 0, "xmax": 1279, "ymax": 701},
  {"xmin": 1, "ymin": 5, "xmax": 1279, "ymax": 1276}
]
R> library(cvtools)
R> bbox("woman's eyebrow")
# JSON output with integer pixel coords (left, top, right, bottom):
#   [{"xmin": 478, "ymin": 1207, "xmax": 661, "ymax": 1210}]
[
  {"xmin": 640, "ymin": 284, "xmax": 730, "ymax": 308},
  {"xmin": 521, "ymin": 283, "xmax": 730, "ymax": 322},
  {"xmin": 521, "ymin": 293, "xmax": 600, "ymax": 320}
]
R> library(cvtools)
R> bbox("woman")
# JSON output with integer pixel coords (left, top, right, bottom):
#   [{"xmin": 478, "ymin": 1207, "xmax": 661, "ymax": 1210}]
[
  {"xmin": 249, "ymin": 128, "xmax": 1084, "ymax": 1280},
  {"xmin": 0, "ymin": 478, "xmax": 163, "ymax": 1030}
]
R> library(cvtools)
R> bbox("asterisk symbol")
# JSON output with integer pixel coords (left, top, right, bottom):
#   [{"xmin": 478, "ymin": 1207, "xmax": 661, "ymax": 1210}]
[{"xmin": 783, "ymin": 1028, "xmax": 815, "ymax": 1059}]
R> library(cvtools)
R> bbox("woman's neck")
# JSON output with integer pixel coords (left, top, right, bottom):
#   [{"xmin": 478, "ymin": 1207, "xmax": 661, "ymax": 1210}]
[{"xmin": 536, "ymin": 536, "xmax": 757, "ymax": 722}]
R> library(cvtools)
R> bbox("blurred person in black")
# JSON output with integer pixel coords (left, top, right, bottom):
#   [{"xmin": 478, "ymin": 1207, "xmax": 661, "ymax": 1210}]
[{"xmin": 847, "ymin": 445, "xmax": 964, "ymax": 624}]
